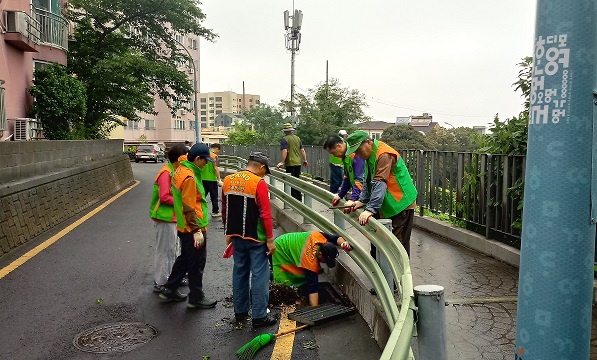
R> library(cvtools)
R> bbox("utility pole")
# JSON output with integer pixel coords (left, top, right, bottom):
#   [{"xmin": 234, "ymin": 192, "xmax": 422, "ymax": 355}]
[
  {"xmin": 172, "ymin": 36, "xmax": 200, "ymax": 143},
  {"xmin": 284, "ymin": 7, "xmax": 303, "ymax": 120},
  {"xmin": 514, "ymin": 2, "xmax": 596, "ymax": 359}
]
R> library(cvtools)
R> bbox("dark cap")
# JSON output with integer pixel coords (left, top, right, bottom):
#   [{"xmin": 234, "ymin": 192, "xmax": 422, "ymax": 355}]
[
  {"xmin": 319, "ymin": 242, "xmax": 339, "ymax": 268},
  {"xmin": 248, "ymin": 151, "xmax": 271, "ymax": 174},
  {"xmin": 189, "ymin": 143, "xmax": 215, "ymax": 162}
]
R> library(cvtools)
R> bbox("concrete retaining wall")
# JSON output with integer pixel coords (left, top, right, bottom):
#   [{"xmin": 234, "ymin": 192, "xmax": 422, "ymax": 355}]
[
  {"xmin": 0, "ymin": 140, "xmax": 134, "ymax": 256},
  {"xmin": 0, "ymin": 140, "xmax": 124, "ymax": 184}
]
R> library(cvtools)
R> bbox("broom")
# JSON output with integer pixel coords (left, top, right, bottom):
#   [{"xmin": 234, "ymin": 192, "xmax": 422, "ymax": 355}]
[{"xmin": 236, "ymin": 324, "xmax": 310, "ymax": 360}]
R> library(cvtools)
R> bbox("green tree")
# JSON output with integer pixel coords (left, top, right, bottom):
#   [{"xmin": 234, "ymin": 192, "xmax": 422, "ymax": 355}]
[
  {"xmin": 426, "ymin": 127, "xmax": 455, "ymax": 151},
  {"xmin": 226, "ymin": 120, "xmax": 259, "ymax": 145},
  {"xmin": 29, "ymin": 63, "xmax": 87, "ymax": 140},
  {"xmin": 281, "ymin": 78, "xmax": 370, "ymax": 145},
  {"xmin": 67, "ymin": 0, "xmax": 216, "ymax": 139},
  {"xmin": 381, "ymin": 125, "xmax": 434, "ymax": 150},
  {"xmin": 245, "ymin": 104, "xmax": 286, "ymax": 145}
]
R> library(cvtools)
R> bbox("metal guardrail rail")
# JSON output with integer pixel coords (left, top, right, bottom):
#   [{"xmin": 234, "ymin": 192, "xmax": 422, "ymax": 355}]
[{"xmin": 219, "ymin": 155, "xmax": 416, "ymax": 360}]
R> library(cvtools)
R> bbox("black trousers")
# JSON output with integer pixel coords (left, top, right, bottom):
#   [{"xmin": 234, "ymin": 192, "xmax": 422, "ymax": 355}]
[
  {"xmin": 370, "ymin": 208, "xmax": 415, "ymax": 258},
  {"xmin": 203, "ymin": 180, "xmax": 219, "ymax": 213},
  {"xmin": 164, "ymin": 231, "xmax": 207, "ymax": 303},
  {"xmin": 285, "ymin": 165, "xmax": 302, "ymax": 201}
]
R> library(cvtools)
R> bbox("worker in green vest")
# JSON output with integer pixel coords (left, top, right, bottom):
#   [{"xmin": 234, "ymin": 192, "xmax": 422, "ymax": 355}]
[
  {"xmin": 276, "ymin": 123, "xmax": 308, "ymax": 201},
  {"xmin": 345, "ymin": 130, "xmax": 418, "ymax": 257},
  {"xmin": 323, "ymin": 134, "xmax": 366, "ymax": 212},
  {"xmin": 149, "ymin": 144, "xmax": 188, "ymax": 293},
  {"xmin": 200, "ymin": 143, "xmax": 223, "ymax": 217},
  {"xmin": 272, "ymin": 231, "xmax": 352, "ymax": 306}
]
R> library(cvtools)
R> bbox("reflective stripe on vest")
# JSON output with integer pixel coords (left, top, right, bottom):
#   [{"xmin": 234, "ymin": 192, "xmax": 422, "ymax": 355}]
[
  {"xmin": 149, "ymin": 162, "xmax": 175, "ymax": 222},
  {"xmin": 368, "ymin": 140, "xmax": 417, "ymax": 218},
  {"xmin": 222, "ymin": 170, "xmax": 266, "ymax": 242}
]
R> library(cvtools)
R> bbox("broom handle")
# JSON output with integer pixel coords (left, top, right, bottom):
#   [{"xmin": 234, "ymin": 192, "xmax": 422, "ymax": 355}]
[{"xmin": 275, "ymin": 324, "xmax": 310, "ymax": 338}]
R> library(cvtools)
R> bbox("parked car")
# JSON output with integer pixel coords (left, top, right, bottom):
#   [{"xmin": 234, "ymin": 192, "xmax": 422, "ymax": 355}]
[{"xmin": 135, "ymin": 144, "xmax": 165, "ymax": 163}]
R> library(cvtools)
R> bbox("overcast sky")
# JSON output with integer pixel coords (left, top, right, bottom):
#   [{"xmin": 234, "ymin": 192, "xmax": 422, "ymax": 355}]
[{"xmin": 199, "ymin": 0, "xmax": 537, "ymax": 128}]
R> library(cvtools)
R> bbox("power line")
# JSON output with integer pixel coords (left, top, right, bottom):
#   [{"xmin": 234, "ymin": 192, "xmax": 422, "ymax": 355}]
[{"xmin": 366, "ymin": 97, "xmax": 493, "ymax": 118}]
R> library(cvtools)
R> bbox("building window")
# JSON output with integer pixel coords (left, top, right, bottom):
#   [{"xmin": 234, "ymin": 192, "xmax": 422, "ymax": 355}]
[
  {"xmin": 250, "ymin": 105, "xmax": 254, "ymax": 109},
  {"xmin": 216, "ymin": 110, "xmax": 222, "ymax": 114},
  {"xmin": 174, "ymin": 33, "xmax": 183, "ymax": 44},
  {"xmin": 188, "ymin": 38, "xmax": 197, "ymax": 50},
  {"xmin": 201, "ymin": 104, "xmax": 206, "ymax": 109},
  {"xmin": 33, "ymin": 0, "xmax": 60, "ymax": 14},
  {"xmin": 200, "ymin": 98, "xmax": 206, "ymax": 103},
  {"xmin": 215, "ymin": 104, "xmax": 222, "ymax": 108},
  {"xmin": 209, "ymin": 110, "xmax": 214, "ymax": 113},
  {"xmin": 201, "ymin": 123, "xmax": 207, "ymax": 128},
  {"xmin": 144, "ymin": 119, "xmax": 155, "ymax": 130},
  {"xmin": 189, "ymin": 121, "xmax": 195, "ymax": 130},
  {"xmin": 126, "ymin": 120, "xmax": 139, "ymax": 130},
  {"xmin": 238, "ymin": 105, "xmax": 241, "ymax": 108},
  {"xmin": 201, "ymin": 111, "xmax": 206, "ymax": 115},
  {"xmin": 174, "ymin": 119, "xmax": 185, "ymax": 130},
  {"xmin": 249, "ymin": 99, "xmax": 253, "ymax": 102},
  {"xmin": 215, "ymin": 96, "xmax": 222, "ymax": 102},
  {"xmin": 209, "ymin": 97, "xmax": 214, "ymax": 100},
  {"xmin": 371, "ymin": 132, "xmax": 381, "ymax": 140},
  {"xmin": 209, "ymin": 103, "xmax": 214, "ymax": 107},
  {"xmin": 256, "ymin": 100, "xmax": 260, "ymax": 104},
  {"xmin": 201, "ymin": 116, "xmax": 207, "ymax": 121}
]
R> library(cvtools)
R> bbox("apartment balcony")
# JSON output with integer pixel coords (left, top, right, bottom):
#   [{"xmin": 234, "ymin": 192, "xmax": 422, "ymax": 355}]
[
  {"xmin": 32, "ymin": 7, "xmax": 68, "ymax": 51},
  {"xmin": 3, "ymin": 10, "xmax": 40, "ymax": 52}
]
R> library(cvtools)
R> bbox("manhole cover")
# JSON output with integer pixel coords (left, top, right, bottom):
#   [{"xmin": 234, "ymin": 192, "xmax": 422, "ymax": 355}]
[{"xmin": 73, "ymin": 322, "xmax": 158, "ymax": 354}]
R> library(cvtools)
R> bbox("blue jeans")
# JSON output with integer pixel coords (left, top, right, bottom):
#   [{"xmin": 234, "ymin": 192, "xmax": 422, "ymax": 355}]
[
  {"xmin": 329, "ymin": 164, "xmax": 344, "ymax": 194},
  {"xmin": 232, "ymin": 236, "xmax": 270, "ymax": 319}
]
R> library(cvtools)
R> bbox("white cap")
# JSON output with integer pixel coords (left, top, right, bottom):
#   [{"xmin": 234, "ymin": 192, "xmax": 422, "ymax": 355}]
[{"xmin": 338, "ymin": 130, "xmax": 348, "ymax": 136}]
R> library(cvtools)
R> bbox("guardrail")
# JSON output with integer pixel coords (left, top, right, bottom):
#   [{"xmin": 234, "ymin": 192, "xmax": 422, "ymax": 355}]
[
  {"xmin": 219, "ymin": 155, "xmax": 416, "ymax": 359},
  {"xmin": 32, "ymin": 7, "xmax": 69, "ymax": 50}
]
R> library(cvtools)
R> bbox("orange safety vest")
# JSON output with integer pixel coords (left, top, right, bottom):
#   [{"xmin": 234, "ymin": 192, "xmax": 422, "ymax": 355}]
[
  {"xmin": 222, "ymin": 170, "xmax": 267, "ymax": 242},
  {"xmin": 172, "ymin": 164, "xmax": 208, "ymax": 232}
]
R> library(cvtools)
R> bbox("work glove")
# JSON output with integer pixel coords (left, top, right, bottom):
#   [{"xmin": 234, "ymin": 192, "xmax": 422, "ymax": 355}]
[
  {"xmin": 358, "ymin": 210, "xmax": 374, "ymax": 226},
  {"xmin": 331, "ymin": 194, "xmax": 342, "ymax": 207},
  {"xmin": 218, "ymin": 180, "xmax": 223, "ymax": 187},
  {"xmin": 303, "ymin": 160, "xmax": 308, "ymax": 167},
  {"xmin": 347, "ymin": 200, "xmax": 365, "ymax": 214},
  {"xmin": 340, "ymin": 241, "xmax": 353, "ymax": 252},
  {"xmin": 343, "ymin": 200, "xmax": 355, "ymax": 214},
  {"xmin": 193, "ymin": 231, "xmax": 205, "ymax": 249}
]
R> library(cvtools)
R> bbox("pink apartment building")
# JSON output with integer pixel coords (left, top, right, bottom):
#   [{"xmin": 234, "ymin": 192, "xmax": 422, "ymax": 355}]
[{"xmin": 0, "ymin": 0, "xmax": 69, "ymax": 140}]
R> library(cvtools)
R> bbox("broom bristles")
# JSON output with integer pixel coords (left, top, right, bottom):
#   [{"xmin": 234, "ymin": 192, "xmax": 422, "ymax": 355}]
[{"xmin": 236, "ymin": 333, "xmax": 275, "ymax": 360}]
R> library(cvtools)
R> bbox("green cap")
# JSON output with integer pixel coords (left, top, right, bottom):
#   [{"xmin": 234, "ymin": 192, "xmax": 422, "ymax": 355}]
[{"xmin": 345, "ymin": 130, "xmax": 369, "ymax": 155}]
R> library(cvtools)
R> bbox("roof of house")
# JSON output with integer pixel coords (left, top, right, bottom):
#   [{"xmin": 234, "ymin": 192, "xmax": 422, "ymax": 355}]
[
  {"xmin": 411, "ymin": 121, "xmax": 440, "ymax": 133},
  {"xmin": 357, "ymin": 121, "xmax": 395, "ymax": 130}
]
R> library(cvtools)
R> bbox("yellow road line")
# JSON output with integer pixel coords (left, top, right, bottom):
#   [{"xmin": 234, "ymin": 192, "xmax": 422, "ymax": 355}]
[
  {"xmin": 0, "ymin": 180, "xmax": 140, "ymax": 280},
  {"xmin": 271, "ymin": 305, "xmax": 297, "ymax": 360}
]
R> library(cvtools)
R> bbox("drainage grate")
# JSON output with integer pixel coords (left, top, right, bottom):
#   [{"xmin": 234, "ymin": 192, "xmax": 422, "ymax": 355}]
[
  {"xmin": 73, "ymin": 322, "xmax": 158, "ymax": 354},
  {"xmin": 288, "ymin": 303, "xmax": 356, "ymax": 326}
]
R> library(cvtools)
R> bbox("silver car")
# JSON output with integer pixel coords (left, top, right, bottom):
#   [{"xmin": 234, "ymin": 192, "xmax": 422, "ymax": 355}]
[{"xmin": 135, "ymin": 144, "xmax": 165, "ymax": 163}]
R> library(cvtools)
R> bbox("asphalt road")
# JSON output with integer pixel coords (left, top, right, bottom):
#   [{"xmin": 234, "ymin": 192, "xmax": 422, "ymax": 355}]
[{"xmin": 0, "ymin": 161, "xmax": 380, "ymax": 360}]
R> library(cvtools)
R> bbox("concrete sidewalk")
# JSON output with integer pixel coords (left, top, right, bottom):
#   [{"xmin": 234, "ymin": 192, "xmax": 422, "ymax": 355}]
[{"xmin": 263, "ymin": 177, "xmax": 597, "ymax": 359}]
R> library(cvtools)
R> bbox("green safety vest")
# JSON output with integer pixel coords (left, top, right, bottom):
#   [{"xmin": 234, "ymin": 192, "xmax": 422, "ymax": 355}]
[
  {"xmin": 366, "ymin": 140, "xmax": 417, "ymax": 218},
  {"xmin": 272, "ymin": 232, "xmax": 327, "ymax": 288},
  {"xmin": 330, "ymin": 154, "xmax": 343, "ymax": 166},
  {"xmin": 283, "ymin": 134, "xmax": 302, "ymax": 166},
  {"xmin": 149, "ymin": 162, "xmax": 175, "ymax": 222},
  {"xmin": 343, "ymin": 153, "xmax": 358, "ymax": 188},
  {"xmin": 200, "ymin": 151, "xmax": 218, "ymax": 181}
]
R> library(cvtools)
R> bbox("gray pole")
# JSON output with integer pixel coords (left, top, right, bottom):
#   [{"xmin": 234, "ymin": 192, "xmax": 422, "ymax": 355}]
[
  {"xmin": 290, "ymin": 47, "xmax": 295, "ymax": 118},
  {"xmin": 377, "ymin": 219, "xmax": 395, "ymax": 291},
  {"xmin": 173, "ymin": 36, "xmax": 200, "ymax": 144},
  {"xmin": 414, "ymin": 285, "xmax": 448, "ymax": 360},
  {"xmin": 515, "ymin": 2, "xmax": 596, "ymax": 359}
]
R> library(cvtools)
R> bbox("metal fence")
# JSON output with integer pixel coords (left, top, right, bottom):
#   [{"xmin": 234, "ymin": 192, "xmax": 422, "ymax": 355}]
[
  {"xmin": 222, "ymin": 145, "xmax": 526, "ymax": 249},
  {"xmin": 32, "ymin": 7, "xmax": 69, "ymax": 50}
]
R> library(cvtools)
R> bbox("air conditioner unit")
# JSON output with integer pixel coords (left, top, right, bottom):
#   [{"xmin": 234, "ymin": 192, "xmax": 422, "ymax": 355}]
[
  {"xmin": 189, "ymin": 68, "xmax": 194, "ymax": 74},
  {"xmin": 13, "ymin": 118, "xmax": 42, "ymax": 141},
  {"xmin": 180, "ymin": 109, "xmax": 187, "ymax": 115}
]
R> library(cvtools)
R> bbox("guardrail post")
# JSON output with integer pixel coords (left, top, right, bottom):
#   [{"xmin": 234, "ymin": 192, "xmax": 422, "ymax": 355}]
[
  {"xmin": 333, "ymin": 211, "xmax": 345, "ymax": 230},
  {"xmin": 377, "ymin": 219, "xmax": 395, "ymax": 292},
  {"xmin": 414, "ymin": 285, "xmax": 447, "ymax": 360},
  {"xmin": 303, "ymin": 194, "xmax": 312, "ymax": 224},
  {"xmin": 283, "ymin": 183, "xmax": 291, "ymax": 209}
]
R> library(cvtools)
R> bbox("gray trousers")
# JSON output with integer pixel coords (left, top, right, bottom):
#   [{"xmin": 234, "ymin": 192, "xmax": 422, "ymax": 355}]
[{"xmin": 153, "ymin": 221, "xmax": 178, "ymax": 286}]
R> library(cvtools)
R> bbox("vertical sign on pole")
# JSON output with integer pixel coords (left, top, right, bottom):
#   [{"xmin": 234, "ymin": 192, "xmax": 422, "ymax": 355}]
[{"xmin": 515, "ymin": 2, "xmax": 596, "ymax": 359}]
